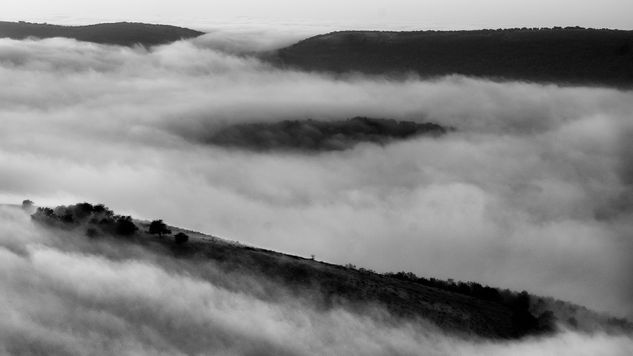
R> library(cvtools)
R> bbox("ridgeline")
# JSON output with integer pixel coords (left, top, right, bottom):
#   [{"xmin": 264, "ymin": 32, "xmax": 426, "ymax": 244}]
[
  {"xmin": 274, "ymin": 27, "xmax": 633, "ymax": 88},
  {"xmin": 0, "ymin": 21, "xmax": 203, "ymax": 46}
]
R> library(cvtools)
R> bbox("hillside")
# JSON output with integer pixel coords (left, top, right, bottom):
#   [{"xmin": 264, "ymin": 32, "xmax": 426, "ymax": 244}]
[
  {"xmin": 25, "ymin": 202, "xmax": 633, "ymax": 340},
  {"xmin": 204, "ymin": 117, "xmax": 451, "ymax": 152},
  {"xmin": 0, "ymin": 21, "xmax": 203, "ymax": 46},
  {"xmin": 274, "ymin": 27, "xmax": 633, "ymax": 87}
]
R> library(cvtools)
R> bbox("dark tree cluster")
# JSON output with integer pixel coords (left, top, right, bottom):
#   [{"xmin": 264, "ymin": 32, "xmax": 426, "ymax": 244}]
[
  {"xmin": 115, "ymin": 216, "xmax": 139, "ymax": 236},
  {"xmin": 149, "ymin": 219, "xmax": 172, "ymax": 237},
  {"xmin": 207, "ymin": 117, "xmax": 450, "ymax": 151},
  {"xmin": 31, "ymin": 203, "xmax": 190, "ymax": 245},
  {"xmin": 32, "ymin": 202, "xmax": 137, "ymax": 237},
  {"xmin": 383, "ymin": 271, "xmax": 555, "ymax": 335},
  {"xmin": 21, "ymin": 199, "xmax": 34, "ymax": 210}
]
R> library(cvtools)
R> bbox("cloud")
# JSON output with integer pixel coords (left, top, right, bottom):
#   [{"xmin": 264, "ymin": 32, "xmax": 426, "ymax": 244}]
[
  {"xmin": 1, "ymin": 206, "xmax": 632, "ymax": 355},
  {"xmin": 0, "ymin": 34, "xmax": 632, "ymax": 324},
  {"xmin": 191, "ymin": 27, "xmax": 313, "ymax": 55}
]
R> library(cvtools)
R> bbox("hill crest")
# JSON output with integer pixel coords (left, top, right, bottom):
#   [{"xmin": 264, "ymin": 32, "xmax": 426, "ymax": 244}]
[
  {"xmin": 0, "ymin": 21, "xmax": 204, "ymax": 46},
  {"xmin": 274, "ymin": 27, "xmax": 633, "ymax": 87}
]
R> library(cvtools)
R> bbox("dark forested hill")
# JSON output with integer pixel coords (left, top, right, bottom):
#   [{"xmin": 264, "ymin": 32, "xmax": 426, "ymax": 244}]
[
  {"xmin": 274, "ymin": 28, "xmax": 633, "ymax": 87},
  {"xmin": 0, "ymin": 21, "xmax": 203, "ymax": 46},
  {"xmin": 204, "ymin": 117, "xmax": 451, "ymax": 152}
]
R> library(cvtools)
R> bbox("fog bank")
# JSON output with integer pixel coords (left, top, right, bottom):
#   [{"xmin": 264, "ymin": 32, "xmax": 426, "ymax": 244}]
[
  {"xmin": 0, "ymin": 35, "xmax": 632, "ymax": 320},
  {"xmin": 1, "ymin": 206, "xmax": 632, "ymax": 355}
]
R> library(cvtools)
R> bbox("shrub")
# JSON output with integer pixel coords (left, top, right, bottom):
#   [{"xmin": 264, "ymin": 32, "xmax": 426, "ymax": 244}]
[
  {"xmin": 149, "ymin": 219, "xmax": 171, "ymax": 237},
  {"xmin": 22, "ymin": 199, "xmax": 34, "ymax": 210},
  {"xmin": 115, "ymin": 216, "xmax": 138, "ymax": 236},
  {"xmin": 174, "ymin": 232, "xmax": 189, "ymax": 244}
]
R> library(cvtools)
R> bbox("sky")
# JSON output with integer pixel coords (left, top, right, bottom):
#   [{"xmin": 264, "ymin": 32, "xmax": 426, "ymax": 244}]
[{"xmin": 3, "ymin": 0, "xmax": 633, "ymax": 30}]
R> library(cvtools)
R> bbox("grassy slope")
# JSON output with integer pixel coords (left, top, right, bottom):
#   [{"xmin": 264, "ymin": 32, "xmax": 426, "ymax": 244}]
[
  {"xmin": 25, "ymin": 203, "xmax": 633, "ymax": 340},
  {"xmin": 274, "ymin": 28, "xmax": 633, "ymax": 87},
  {"xmin": 167, "ymin": 235, "xmax": 517, "ymax": 338},
  {"xmin": 159, "ymin": 231, "xmax": 633, "ymax": 338},
  {"xmin": 0, "ymin": 21, "xmax": 203, "ymax": 46}
]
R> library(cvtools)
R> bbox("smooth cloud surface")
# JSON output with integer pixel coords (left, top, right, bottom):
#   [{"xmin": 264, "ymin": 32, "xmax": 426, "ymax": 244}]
[{"xmin": 0, "ymin": 35, "xmax": 632, "ymax": 325}]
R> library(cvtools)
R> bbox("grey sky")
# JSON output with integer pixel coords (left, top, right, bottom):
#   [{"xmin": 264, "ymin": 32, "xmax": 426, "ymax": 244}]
[{"xmin": 3, "ymin": 0, "xmax": 633, "ymax": 30}]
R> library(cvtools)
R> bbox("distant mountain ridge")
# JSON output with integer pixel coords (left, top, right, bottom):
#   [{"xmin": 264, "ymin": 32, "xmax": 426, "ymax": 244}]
[
  {"xmin": 274, "ymin": 27, "xmax": 633, "ymax": 87},
  {"xmin": 0, "ymin": 21, "xmax": 204, "ymax": 46}
]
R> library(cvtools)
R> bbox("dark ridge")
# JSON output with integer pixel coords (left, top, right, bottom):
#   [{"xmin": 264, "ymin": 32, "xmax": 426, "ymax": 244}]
[
  {"xmin": 0, "ymin": 21, "xmax": 204, "ymax": 46},
  {"xmin": 273, "ymin": 27, "xmax": 633, "ymax": 88},
  {"xmin": 28, "ymin": 202, "xmax": 633, "ymax": 339},
  {"xmin": 205, "ymin": 117, "xmax": 451, "ymax": 152}
]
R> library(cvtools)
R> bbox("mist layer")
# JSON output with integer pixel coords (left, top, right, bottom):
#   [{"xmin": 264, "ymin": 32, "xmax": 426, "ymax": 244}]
[
  {"xmin": 2, "ymin": 206, "xmax": 633, "ymax": 355},
  {"xmin": 0, "ymin": 35, "xmax": 632, "ymax": 321}
]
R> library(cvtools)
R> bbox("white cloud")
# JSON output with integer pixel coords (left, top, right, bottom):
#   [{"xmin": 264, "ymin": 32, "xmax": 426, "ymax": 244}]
[
  {"xmin": 0, "ymin": 36, "xmax": 632, "ymax": 321},
  {"xmin": 1, "ymin": 206, "xmax": 632, "ymax": 355}
]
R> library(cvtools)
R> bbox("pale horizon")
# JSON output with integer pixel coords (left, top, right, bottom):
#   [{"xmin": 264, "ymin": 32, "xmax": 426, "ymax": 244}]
[{"xmin": 3, "ymin": 0, "xmax": 633, "ymax": 31}]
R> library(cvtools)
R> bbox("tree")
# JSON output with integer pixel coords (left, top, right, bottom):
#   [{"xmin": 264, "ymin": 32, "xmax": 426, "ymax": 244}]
[
  {"xmin": 93, "ymin": 204, "xmax": 114, "ymax": 217},
  {"xmin": 149, "ymin": 219, "xmax": 171, "ymax": 237},
  {"xmin": 73, "ymin": 202, "xmax": 94, "ymax": 221},
  {"xmin": 115, "ymin": 216, "xmax": 138, "ymax": 236},
  {"xmin": 174, "ymin": 232, "xmax": 189, "ymax": 244},
  {"xmin": 60, "ymin": 213, "xmax": 75, "ymax": 224},
  {"xmin": 22, "ymin": 199, "xmax": 34, "ymax": 210},
  {"xmin": 33, "ymin": 207, "xmax": 55, "ymax": 218}
]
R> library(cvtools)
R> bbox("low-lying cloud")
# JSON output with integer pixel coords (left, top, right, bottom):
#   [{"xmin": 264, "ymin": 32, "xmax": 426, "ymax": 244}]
[
  {"xmin": 1, "ymin": 206, "xmax": 632, "ymax": 355},
  {"xmin": 0, "ymin": 33, "xmax": 632, "ymax": 326}
]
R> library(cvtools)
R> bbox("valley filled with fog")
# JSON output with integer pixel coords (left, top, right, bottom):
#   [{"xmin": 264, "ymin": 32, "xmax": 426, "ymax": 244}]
[{"xmin": 1, "ymin": 30, "xmax": 632, "ymax": 354}]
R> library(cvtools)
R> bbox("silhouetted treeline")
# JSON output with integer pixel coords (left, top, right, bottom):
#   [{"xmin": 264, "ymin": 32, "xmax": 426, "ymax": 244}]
[
  {"xmin": 207, "ymin": 117, "xmax": 450, "ymax": 151},
  {"xmin": 275, "ymin": 27, "xmax": 633, "ymax": 87},
  {"xmin": 0, "ymin": 21, "xmax": 203, "ymax": 46}
]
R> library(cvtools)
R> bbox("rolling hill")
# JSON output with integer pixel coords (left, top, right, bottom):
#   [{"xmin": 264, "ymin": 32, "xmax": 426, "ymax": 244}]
[
  {"xmin": 0, "ymin": 21, "xmax": 203, "ymax": 46},
  {"xmin": 274, "ymin": 27, "xmax": 633, "ymax": 87},
  {"xmin": 26, "ymin": 202, "xmax": 633, "ymax": 340}
]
